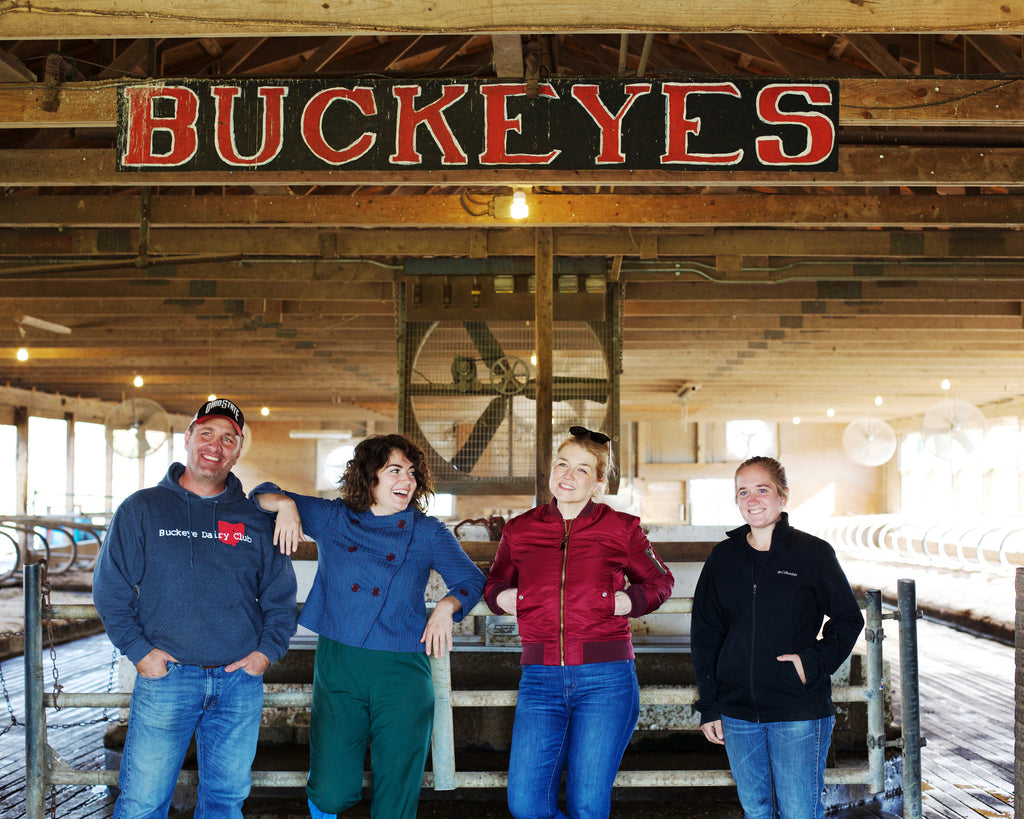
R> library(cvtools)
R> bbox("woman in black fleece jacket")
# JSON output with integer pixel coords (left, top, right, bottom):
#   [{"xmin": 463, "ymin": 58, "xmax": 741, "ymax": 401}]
[{"xmin": 692, "ymin": 456, "xmax": 863, "ymax": 819}]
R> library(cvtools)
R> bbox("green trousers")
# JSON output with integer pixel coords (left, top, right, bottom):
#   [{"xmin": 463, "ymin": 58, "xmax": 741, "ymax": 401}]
[{"xmin": 306, "ymin": 638, "xmax": 434, "ymax": 819}]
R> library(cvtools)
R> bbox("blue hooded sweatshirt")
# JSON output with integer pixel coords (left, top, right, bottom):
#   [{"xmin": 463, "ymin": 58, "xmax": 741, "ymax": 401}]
[{"xmin": 94, "ymin": 463, "xmax": 298, "ymax": 667}]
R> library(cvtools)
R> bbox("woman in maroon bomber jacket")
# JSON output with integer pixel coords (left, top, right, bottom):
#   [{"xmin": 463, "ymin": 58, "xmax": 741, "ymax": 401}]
[{"xmin": 485, "ymin": 426, "xmax": 675, "ymax": 819}]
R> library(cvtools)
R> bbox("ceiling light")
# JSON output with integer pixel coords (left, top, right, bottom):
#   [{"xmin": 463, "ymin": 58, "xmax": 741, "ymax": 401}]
[
  {"xmin": 940, "ymin": 378, "xmax": 951, "ymax": 391},
  {"xmin": 826, "ymin": 408, "xmax": 835, "ymax": 418},
  {"xmin": 491, "ymin": 189, "xmax": 530, "ymax": 220},
  {"xmin": 510, "ymin": 189, "xmax": 529, "ymax": 219},
  {"xmin": 793, "ymin": 416, "xmax": 801, "ymax": 425},
  {"xmin": 16, "ymin": 314, "xmax": 71, "ymax": 335},
  {"xmin": 261, "ymin": 407, "xmax": 270, "ymax": 416},
  {"xmin": 207, "ymin": 393, "xmax": 217, "ymax": 401},
  {"xmin": 133, "ymin": 375, "xmax": 144, "ymax": 388},
  {"xmin": 288, "ymin": 429, "xmax": 352, "ymax": 440},
  {"xmin": 16, "ymin": 348, "xmax": 28, "ymax": 362},
  {"xmin": 874, "ymin": 395, "xmax": 883, "ymax": 406}
]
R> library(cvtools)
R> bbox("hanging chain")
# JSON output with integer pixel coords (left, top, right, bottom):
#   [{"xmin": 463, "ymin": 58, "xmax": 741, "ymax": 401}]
[
  {"xmin": 39, "ymin": 560, "xmax": 64, "ymax": 711},
  {"xmin": 41, "ymin": 557, "xmax": 117, "ymax": 730},
  {"xmin": 0, "ymin": 661, "xmax": 20, "ymax": 736}
]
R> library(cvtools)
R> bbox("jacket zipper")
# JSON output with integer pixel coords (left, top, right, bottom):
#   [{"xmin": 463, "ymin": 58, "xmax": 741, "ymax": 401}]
[
  {"xmin": 559, "ymin": 518, "xmax": 572, "ymax": 665},
  {"xmin": 749, "ymin": 559, "xmax": 760, "ymax": 722}
]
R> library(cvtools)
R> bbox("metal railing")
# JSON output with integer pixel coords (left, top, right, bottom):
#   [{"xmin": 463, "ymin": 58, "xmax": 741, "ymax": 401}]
[
  {"xmin": 1, "ymin": 515, "xmax": 108, "ymax": 581},
  {"xmin": 24, "ymin": 562, "xmax": 921, "ymax": 818},
  {"xmin": 813, "ymin": 515, "xmax": 1024, "ymax": 573}
]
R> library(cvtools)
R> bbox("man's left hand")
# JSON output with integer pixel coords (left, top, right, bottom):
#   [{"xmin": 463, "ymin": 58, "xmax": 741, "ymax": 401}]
[{"xmin": 225, "ymin": 650, "xmax": 271, "ymax": 676}]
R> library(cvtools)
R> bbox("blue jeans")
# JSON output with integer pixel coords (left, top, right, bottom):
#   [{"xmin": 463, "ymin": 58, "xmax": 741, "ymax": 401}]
[
  {"xmin": 721, "ymin": 714, "xmax": 835, "ymax": 819},
  {"xmin": 114, "ymin": 662, "xmax": 265, "ymax": 819},
  {"xmin": 507, "ymin": 660, "xmax": 639, "ymax": 819}
]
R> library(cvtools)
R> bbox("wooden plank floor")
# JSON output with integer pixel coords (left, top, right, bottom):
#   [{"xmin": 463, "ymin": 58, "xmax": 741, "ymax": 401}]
[
  {"xmin": 887, "ymin": 618, "xmax": 1015, "ymax": 819},
  {"xmin": 0, "ymin": 620, "xmax": 1015, "ymax": 818}
]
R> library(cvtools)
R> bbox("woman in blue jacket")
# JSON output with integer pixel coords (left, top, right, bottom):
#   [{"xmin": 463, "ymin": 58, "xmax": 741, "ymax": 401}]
[
  {"xmin": 691, "ymin": 456, "xmax": 864, "ymax": 819},
  {"xmin": 252, "ymin": 434, "xmax": 485, "ymax": 819}
]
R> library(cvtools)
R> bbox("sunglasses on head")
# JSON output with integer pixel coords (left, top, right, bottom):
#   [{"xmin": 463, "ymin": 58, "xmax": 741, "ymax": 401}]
[{"xmin": 569, "ymin": 426, "xmax": 611, "ymax": 445}]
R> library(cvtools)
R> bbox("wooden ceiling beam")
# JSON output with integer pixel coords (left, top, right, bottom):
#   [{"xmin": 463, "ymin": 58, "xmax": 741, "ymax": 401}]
[
  {"xmin": 3, "ymin": 226, "xmax": 1023, "ymax": 260},
  {"xmin": 491, "ymin": 34, "xmax": 524, "ymax": 78},
  {"xmin": 627, "ymin": 316, "xmax": 1023, "ymax": 331},
  {"xmin": 844, "ymin": 34, "xmax": 912, "ymax": 75},
  {"xmin": 624, "ymin": 279, "xmax": 1024, "ymax": 299},
  {"xmin": 14, "ymin": 274, "xmax": 1024, "ymax": 303},
  {"xmin": 623, "ymin": 299, "xmax": 1023, "ymax": 316},
  {"xmin": 93, "ymin": 38, "xmax": 160, "ymax": 79},
  {"xmin": 0, "ymin": 297, "xmax": 396, "ymax": 316},
  {"xmin": 0, "ymin": 0, "xmax": 1020, "ymax": 39},
  {"xmin": 964, "ymin": 34, "xmax": 1024, "ymax": 73},
  {"xmin": 2, "ymin": 192, "xmax": 1023, "ymax": 229},
  {"xmin": 6, "ymin": 77, "xmax": 1024, "ymax": 128},
  {"xmin": 10, "ymin": 145, "xmax": 1024, "ymax": 189},
  {"xmin": 0, "ymin": 47, "xmax": 35, "ymax": 81}
]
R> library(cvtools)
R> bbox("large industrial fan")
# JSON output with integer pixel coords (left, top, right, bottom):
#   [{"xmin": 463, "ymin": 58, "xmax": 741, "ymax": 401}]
[
  {"xmin": 106, "ymin": 397, "xmax": 171, "ymax": 459},
  {"xmin": 398, "ymin": 262, "xmax": 620, "ymax": 495},
  {"xmin": 842, "ymin": 417, "xmax": 897, "ymax": 467},
  {"xmin": 921, "ymin": 397, "xmax": 986, "ymax": 459}
]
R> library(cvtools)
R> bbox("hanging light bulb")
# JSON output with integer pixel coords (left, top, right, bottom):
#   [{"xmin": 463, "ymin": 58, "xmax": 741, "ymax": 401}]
[
  {"xmin": 261, "ymin": 407, "xmax": 270, "ymax": 417},
  {"xmin": 792, "ymin": 416, "xmax": 801, "ymax": 425},
  {"xmin": 133, "ymin": 375, "xmax": 144, "ymax": 388},
  {"xmin": 874, "ymin": 395, "xmax": 883, "ymax": 407},
  {"xmin": 510, "ymin": 189, "xmax": 529, "ymax": 219},
  {"xmin": 208, "ymin": 393, "xmax": 217, "ymax": 402},
  {"xmin": 940, "ymin": 378, "xmax": 951, "ymax": 391},
  {"xmin": 16, "ymin": 348, "xmax": 28, "ymax": 362},
  {"xmin": 826, "ymin": 408, "xmax": 835, "ymax": 418}
]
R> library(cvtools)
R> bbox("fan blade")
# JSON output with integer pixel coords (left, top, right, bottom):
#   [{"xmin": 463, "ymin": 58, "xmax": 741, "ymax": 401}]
[
  {"xmin": 451, "ymin": 396, "xmax": 507, "ymax": 472},
  {"xmin": 463, "ymin": 321, "xmax": 504, "ymax": 368}
]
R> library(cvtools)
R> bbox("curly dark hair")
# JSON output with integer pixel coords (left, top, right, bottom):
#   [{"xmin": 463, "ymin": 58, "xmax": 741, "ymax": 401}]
[{"xmin": 339, "ymin": 434, "xmax": 434, "ymax": 513}]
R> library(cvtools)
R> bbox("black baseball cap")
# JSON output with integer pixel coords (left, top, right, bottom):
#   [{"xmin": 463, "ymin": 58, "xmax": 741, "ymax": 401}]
[{"xmin": 191, "ymin": 398, "xmax": 244, "ymax": 435}]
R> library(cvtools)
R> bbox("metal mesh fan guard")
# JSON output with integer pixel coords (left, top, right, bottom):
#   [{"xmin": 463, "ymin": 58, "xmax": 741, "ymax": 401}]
[{"xmin": 404, "ymin": 320, "xmax": 612, "ymax": 486}]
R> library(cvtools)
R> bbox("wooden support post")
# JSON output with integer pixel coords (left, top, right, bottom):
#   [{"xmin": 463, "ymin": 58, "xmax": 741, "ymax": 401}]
[
  {"xmin": 14, "ymin": 407, "xmax": 27, "ymax": 516},
  {"xmin": 65, "ymin": 411, "xmax": 75, "ymax": 515},
  {"xmin": 15, "ymin": 406, "xmax": 28, "ymax": 558},
  {"xmin": 534, "ymin": 228, "xmax": 554, "ymax": 505}
]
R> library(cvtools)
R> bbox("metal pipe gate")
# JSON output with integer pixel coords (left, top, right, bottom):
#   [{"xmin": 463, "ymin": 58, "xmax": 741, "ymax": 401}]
[{"xmin": 24, "ymin": 561, "xmax": 916, "ymax": 818}]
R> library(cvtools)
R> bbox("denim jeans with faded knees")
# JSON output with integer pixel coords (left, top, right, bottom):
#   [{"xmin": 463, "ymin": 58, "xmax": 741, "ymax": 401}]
[
  {"xmin": 721, "ymin": 714, "xmax": 836, "ymax": 819},
  {"xmin": 507, "ymin": 660, "xmax": 640, "ymax": 819},
  {"xmin": 114, "ymin": 662, "xmax": 265, "ymax": 819}
]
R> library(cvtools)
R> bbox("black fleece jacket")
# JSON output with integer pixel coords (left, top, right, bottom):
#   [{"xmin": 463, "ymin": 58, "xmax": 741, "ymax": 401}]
[{"xmin": 691, "ymin": 513, "xmax": 863, "ymax": 724}]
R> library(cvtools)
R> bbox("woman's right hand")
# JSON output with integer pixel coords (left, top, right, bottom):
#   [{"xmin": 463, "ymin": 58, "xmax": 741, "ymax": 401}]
[
  {"xmin": 700, "ymin": 719, "xmax": 725, "ymax": 745},
  {"xmin": 495, "ymin": 587, "xmax": 518, "ymax": 615},
  {"xmin": 272, "ymin": 498, "xmax": 306, "ymax": 555}
]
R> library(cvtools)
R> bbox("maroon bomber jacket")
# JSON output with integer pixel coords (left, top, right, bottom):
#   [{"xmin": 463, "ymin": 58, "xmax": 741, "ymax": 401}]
[{"xmin": 484, "ymin": 499, "xmax": 675, "ymax": 666}]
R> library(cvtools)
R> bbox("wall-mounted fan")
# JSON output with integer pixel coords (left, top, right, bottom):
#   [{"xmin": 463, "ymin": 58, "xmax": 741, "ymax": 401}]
[
  {"xmin": 842, "ymin": 417, "xmax": 897, "ymax": 467},
  {"xmin": 921, "ymin": 398, "xmax": 986, "ymax": 459},
  {"xmin": 106, "ymin": 398, "xmax": 171, "ymax": 459},
  {"xmin": 398, "ymin": 264, "xmax": 620, "ymax": 495}
]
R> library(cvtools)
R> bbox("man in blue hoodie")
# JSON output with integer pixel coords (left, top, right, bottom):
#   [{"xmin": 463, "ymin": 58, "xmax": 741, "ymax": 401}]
[{"xmin": 94, "ymin": 398, "xmax": 298, "ymax": 819}]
